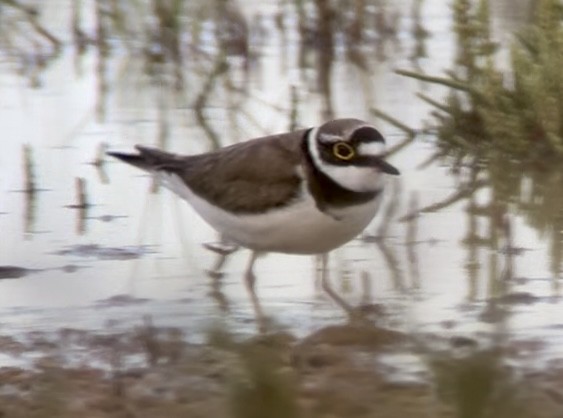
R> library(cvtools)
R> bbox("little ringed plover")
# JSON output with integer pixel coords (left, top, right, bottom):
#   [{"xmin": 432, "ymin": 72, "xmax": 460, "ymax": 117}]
[{"xmin": 108, "ymin": 118, "xmax": 400, "ymax": 295}]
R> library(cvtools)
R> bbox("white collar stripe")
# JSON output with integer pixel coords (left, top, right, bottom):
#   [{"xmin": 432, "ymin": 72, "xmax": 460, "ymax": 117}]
[
  {"xmin": 358, "ymin": 141, "xmax": 386, "ymax": 157},
  {"xmin": 307, "ymin": 126, "xmax": 323, "ymax": 171}
]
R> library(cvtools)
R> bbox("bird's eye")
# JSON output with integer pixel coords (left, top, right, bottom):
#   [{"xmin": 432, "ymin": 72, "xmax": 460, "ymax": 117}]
[{"xmin": 332, "ymin": 142, "xmax": 355, "ymax": 160}]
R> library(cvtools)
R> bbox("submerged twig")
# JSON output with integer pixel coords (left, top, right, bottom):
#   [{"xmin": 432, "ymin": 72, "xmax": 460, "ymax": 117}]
[
  {"xmin": 416, "ymin": 92, "xmax": 453, "ymax": 114},
  {"xmin": 371, "ymin": 107, "xmax": 416, "ymax": 138},
  {"xmin": 406, "ymin": 192, "xmax": 420, "ymax": 288},
  {"xmin": 399, "ymin": 179, "xmax": 488, "ymax": 222},
  {"xmin": 2, "ymin": 0, "xmax": 62, "ymax": 51},
  {"xmin": 76, "ymin": 177, "xmax": 89, "ymax": 209},
  {"xmin": 289, "ymin": 85, "xmax": 299, "ymax": 132},
  {"xmin": 370, "ymin": 108, "xmax": 417, "ymax": 157},
  {"xmin": 22, "ymin": 144, "xmax": 37, "ymax": 194},
  {"xmin": 395, "ymin": 69, "xmax": 482, "ymax": 99},
  {"xmin": 67, "ymin": 177, "xmax": 90, "ymax": 210},
  {"xmin": 194, "ymin": 56, "xmax": 229, "ymax": 150}
]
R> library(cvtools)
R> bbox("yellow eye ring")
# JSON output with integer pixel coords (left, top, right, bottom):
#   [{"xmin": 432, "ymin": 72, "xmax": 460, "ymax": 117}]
[{"xmin": 332, "ymin": 142, "xmax": 355, "ymax": 160}]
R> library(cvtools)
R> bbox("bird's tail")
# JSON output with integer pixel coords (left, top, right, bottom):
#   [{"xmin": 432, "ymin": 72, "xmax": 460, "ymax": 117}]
[{"xmin": 107, "ymin": 145, "xmax": 182, "ymax": 172}]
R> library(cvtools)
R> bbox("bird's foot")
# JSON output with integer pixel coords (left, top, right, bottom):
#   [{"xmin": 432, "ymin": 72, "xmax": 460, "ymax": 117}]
[{"xmin": 203, "ymin": 242, "xmax": 239, "ymax": 256}]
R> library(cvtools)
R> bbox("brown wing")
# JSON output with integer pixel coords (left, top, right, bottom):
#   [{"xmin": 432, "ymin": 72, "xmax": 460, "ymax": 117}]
[{"xmin": 162, "ymin": 130, "xmax": 307, "ymax": 214}]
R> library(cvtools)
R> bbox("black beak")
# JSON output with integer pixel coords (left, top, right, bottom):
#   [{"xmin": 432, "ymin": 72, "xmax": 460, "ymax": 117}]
[
  {"xmin": 378, "ymin": 159, "xmax": 400, "ymax": 175},
  {"xmin": 354, "ymin": 155, "xmax": 400, "ymax": 175}
]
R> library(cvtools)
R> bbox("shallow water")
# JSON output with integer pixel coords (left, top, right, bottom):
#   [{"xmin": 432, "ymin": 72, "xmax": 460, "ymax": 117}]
[{"xmin": 0, "ymin": 0, "xmax": 561, "ymax": 370}]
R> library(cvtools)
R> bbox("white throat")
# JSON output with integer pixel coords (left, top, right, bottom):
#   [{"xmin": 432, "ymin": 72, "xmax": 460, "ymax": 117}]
[{"xmin": 306, "ymin": 127, "xmax": 384, "ymax": 193}]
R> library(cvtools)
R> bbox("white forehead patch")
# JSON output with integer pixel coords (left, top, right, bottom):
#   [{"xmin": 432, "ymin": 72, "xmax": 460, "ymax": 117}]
[
  {"xmin": 318, "ymin": 132, "xmax": 343, "ymax": 144},
  {"xmin": 358, "ymin": 141, "xmax": 386, "ymax": 157}
]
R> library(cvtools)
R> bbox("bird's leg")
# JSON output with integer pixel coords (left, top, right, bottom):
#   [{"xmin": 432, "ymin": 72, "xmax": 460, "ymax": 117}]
[
  {"xmin": 204, "ymin": 239, "xmax": 239, "ymax": 313},
  {"xmin": 319, "ymin": 253, "xmax": 330, "ymax": 292},
  {"xmin": 244, "ymin": 251, "xmax": 266, "ymax": 332},
  {"xmin": 210, "ymin": 253, "xmax": 228, "ymax": 278},
  {"xmin": 320, "ymin": 252, "xmax": 354, "ymax": 318},
  {"xmin": 244, "ymin": 251, "xmax": 260, "ymax": 291},
  {"xmin": 204, "ymin": 240, "xmax": 239, "ymax": 279}
]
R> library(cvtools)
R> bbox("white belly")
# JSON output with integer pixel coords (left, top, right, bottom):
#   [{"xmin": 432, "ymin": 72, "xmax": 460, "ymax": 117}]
[{"xmin": 161, "ymin": 173, "xmax": 380, "ymax": 254}]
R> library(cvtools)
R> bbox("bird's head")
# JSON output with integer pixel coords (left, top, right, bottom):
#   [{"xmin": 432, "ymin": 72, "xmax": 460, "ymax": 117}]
[{"xmin": 306, "ymin": 118, "xmax": 400, "ymax": 193}]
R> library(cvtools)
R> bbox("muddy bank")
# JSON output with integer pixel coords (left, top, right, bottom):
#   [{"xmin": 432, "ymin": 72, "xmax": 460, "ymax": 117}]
[{"xmin": 0, "ymin": 321, "xmax": 562, "ymax": 418}]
